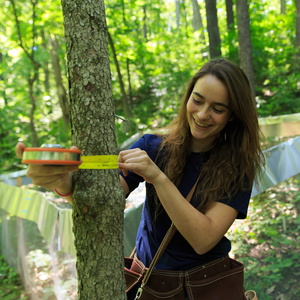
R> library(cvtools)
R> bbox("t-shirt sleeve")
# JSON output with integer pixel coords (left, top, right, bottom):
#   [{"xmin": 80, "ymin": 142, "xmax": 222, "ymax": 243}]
[
  {"xmin": 219, "ymin": 187, "xmax": 251, "ymax": 219},
  {"xmin": 119, "ymin": 134, "xmax": 161, "ymax": 196}
]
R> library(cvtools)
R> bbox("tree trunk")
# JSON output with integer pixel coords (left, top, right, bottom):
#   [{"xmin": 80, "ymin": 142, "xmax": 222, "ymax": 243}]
[
  {"xmin": 121, "ymin": 0, "xmax": 126, "ymax": 22},
  {"xmin": 225, "ymin": 0, "xmax": 234, "ymax": 30},
  {"xmin": 28, "ymin": 73, "xmax": 38, "ymax": 147},
  {"xmin": 61, "ymin": 0, "xmax": 126, "ymax": 299},
  {"xmin": 192, "ymin": 0, "xmax": 203, "ymax": 32},
  {"xmin": 0, "ymin": 52, "xmax": 7, "ymax": 106},
  {"xmin": 107, "ymin": 31, "xmax": 132, "ymax": 119},
  {"xmin": 126, "ymin": 58, "xmax": 133, "ymax": 105},
  {"xmin": 49, "ymin": 35, "xmax": 70, "ymax": 129},
  {"xmin": 204, "ymin": 0, "xmax": 222, "ymax": 58},
  {"xmin": 236, "ymin": 0, "xmax": 256, "ymax": 97},
  {"xmin": 176, "ymin": 0, "xmax": 180, "ymax": 28},
  {"xmin": 295, "ymin": 0, "xmax": 300, "ymax": 60},
  {"xmin": 41, "ymin": 30, "xmax": 50, "ymax": 93},
  {"xmin": 143, "ymin": 5, "xmax": 148, "ymax": 40},
  {"xmin": 182, "ymin": 0, "xmax": 189, "ymax": 37},
  {"xmin": 281, "ymin": 0, "xmax": 286, "ymax": 14},
  {"xmin": 10, "ymin": 0, "xmax": 40, "ymax": 146}
]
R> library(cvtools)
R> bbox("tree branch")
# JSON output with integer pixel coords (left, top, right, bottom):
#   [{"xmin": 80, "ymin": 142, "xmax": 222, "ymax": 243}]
[
  {"xmin": 10, "ymin": 0, "xmax": 39, "ymax": 68},
  {"xmin": 31, "ymin": 0, "xmax": 38, "ymax": 60}
]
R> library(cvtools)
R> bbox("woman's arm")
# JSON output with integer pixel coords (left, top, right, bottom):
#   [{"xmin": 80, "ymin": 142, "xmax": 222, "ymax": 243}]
[{"xmin": 118, "ymin": 148, "xmax": 239, "ymax": 255}]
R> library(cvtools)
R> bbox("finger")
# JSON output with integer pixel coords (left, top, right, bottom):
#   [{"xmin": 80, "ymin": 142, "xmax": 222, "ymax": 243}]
[
  {"xmin": 121, "ymin": 150, "xmax": 146, "ymax": 163},
  {"xmin": 15, "ymin": 142, "xmax": 26, "ymax": 159},
  {"xmin": 118, "ymin": 150, "xmax": 132, "ymax": 176},
  {"xmin": 119, "ymin": 148, "xmax": 141, "ymax": 161},
  {"xmin": 118, "ymin": 162, "xmax": 140, "ymax": 174}
]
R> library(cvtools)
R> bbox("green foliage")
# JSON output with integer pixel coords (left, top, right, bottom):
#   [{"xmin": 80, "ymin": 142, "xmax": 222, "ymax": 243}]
[
  {"xmin": 249, "ymin": 2, "xmax": 300, "ymax": 116},
  {"xmin": 1, "ymin": 0, "xmax": 299, "ymax": 173},
  {"xmin": 0, "ymin": 253, "xmax": 28, "ymax": 299},
  {"xmin": 228, "ymin": 174, "xmax": 300, "ymax": 299}
]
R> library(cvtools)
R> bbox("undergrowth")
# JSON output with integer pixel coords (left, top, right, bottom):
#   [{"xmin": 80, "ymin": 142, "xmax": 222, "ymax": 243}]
[
  {"xmin": 229, "ymin": 174, "xmax": 300, "ymax": 300},
  {"xmin": 0, "ymin": 253, "xmax": 28, "ymax": 300}
]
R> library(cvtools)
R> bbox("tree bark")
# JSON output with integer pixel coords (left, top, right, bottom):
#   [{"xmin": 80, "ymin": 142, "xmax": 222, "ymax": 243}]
[
  {"xmin": 107, "ymin": 31, "xmax": 132, "ymax": 119},
  {"xmin": 28, "ymin": 73, "xmax": 38, "ymax": 147},
  {"xmin": 143, "ymin": 5, "xmax": 148, "ymax": 40},
  {"xmin": 49, "ymin": 35, "xmax": 70, "ymax": 129},
  {"xmin": 41, "ymin": 30, "xmax": 50, "ymax": 93},
  {"xmin": 182, "ymin": 0, "xmax": 189, "ymax": 37},
  {"xmin": 176, "ymin": 0, "xmax": 180, "ymax": 29},
  {"xmin": 295, "ymin": 0, "xmax": 300, "ymax": 59},
  {"xmin": 204, "ymin": 0, "xmax": 222, "ymax": 58},
  {"xmin": 126, "ymin": 58, "xmax": 133, "ymax": 105},
  {"xmin": 121, "ymin": 0, "xmax": 126, "ymax": 23},
  {"xmin": 192, "ymin": 0, "xmax": 203, "ymax": 32},
  {"xmin": 225, "ymin": 0, "xmax": 234, "ymax": 30},
  {"xmin": 236, "ymin": 0, "xmax": 256, "ymax": 97},
  {"xmin": 10, "ymin": 0, "xmax": 40, "ymax": 146},
  {"xmin": 60, "ymin": 0, "xmax": 126, "ymax": 299},
  {"xmin": 0, "ymin": 52, "xmax": 7, "ymax": 106},
  {"xmin": 281, "ymin": 0, "xmax": 286, "ymax": 14}
]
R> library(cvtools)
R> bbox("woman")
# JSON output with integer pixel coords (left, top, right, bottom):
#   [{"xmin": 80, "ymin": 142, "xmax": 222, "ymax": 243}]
[{"xmin": 16, "ymin": 58, "xmax": 264, "ymax": 299}]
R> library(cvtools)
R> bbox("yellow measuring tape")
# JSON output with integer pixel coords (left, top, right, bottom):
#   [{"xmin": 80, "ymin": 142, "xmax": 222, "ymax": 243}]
[{"xmin": 79, "ymin": 155, "xmax": 118, "ymax": 169}]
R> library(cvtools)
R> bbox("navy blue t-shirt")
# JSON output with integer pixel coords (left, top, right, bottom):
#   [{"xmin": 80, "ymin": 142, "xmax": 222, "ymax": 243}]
[{"xmin": 120, "ymin": 134, "xmax": 251, "ymax": 271}]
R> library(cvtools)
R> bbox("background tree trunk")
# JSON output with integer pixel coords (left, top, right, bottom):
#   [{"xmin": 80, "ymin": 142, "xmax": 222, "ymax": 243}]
[
  {"xmin": 192, "ymin": 0, "xmax": 204, "ymax": 32},
  {"xmin": 204, "ymin": 0, "xmax": 222, "ymax": 58},
  {"xmin": 225, "ymin": 0, "xmax": 234, "ymax": 30},
  {"xmin": 107, "ymin": 31, "xmax": 132, "ymax": 119},
  {"xmin": 41, "ymin": 30, "xmax": 50, "ymax": 93},
  {"xmin": 11, "ymin": 0, "xmax": 40, "ymax": 147},
  {"xmin": 176, "ymin": 0, "xmax": 180, "ymax": 29},
  {"xmin": 126, "ymin": 58, "xmax": 133, "ymax": 106},
  {"xmin": 236, "ymin": 0, "xmax": 256, "ymax": 97},
  {"xmin": 281, "ymin": 0, "xmax": 286, "ymax": 15},
  {"xmin": 121, "ymin": 0, "xmax": 126, "ymax": 23},
  {"xmin": 143, "ymin": 5, "xmax": 148, "ymax": 40},
  {"xmin": 49, "ymin": 35, "xmax": 70, "ymax": 129},
  {"xmin": 61, "ymin": 0, "xmax": 126, "ymax": 299},
  {"xmin": 28, "ymin": 73, "xmax": 38, "ymax": 147},
  {"xmin": 182, "ymin": 0, "xmax": 189, "ymax": 37},
  {"xmin": 295, "ymin": 0, "xmax": 300, "ymax": 63},
  {"xmin": 0, "ymin": 52, "xmax": 7, "ymax": 106}
]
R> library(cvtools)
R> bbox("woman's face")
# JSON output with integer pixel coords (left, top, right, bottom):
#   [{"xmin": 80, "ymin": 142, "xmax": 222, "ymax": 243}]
[{"xmin": 186, "ymin": 74, "xmax": 233, "ymax": 152}]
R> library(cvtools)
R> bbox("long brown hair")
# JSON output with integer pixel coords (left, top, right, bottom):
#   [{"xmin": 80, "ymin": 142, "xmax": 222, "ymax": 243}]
[{"xmin": 155, "ymin": 58, "xmax": 265, "ymax": 214}]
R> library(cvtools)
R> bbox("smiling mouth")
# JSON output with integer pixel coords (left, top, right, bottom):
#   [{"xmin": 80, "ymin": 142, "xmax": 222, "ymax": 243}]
[{"xmin": 194, "ymin": 119, "xmax": 211, "ymax": 128}]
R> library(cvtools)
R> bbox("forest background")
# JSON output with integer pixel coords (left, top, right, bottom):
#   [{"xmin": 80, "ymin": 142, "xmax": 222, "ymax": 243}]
[{"xmin": 0, "ymin": 0, "xmax": 300, "ymax": 299}]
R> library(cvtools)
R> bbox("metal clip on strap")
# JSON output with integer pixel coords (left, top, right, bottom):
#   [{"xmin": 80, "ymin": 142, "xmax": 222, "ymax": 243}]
[{"xmin": 134, "ymin": 285, "xmax": 145, "ymax": 300}]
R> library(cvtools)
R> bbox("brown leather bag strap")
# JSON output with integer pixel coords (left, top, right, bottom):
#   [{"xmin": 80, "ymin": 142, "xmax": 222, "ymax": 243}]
[{"xmin": 141, "ymin": 174, "xmax": 202, "ymax": 286}]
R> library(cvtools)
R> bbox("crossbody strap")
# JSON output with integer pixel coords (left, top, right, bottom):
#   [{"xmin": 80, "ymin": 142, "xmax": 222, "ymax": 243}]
[{"xmin": 141, "ymin": 174, "xmax": 202, "ymax": 286}]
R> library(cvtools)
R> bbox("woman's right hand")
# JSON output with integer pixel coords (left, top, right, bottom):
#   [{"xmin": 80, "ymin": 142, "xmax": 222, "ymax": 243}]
[{"xmin": 15, "ymin": 142, "xmax": 79, "ymax": 193}]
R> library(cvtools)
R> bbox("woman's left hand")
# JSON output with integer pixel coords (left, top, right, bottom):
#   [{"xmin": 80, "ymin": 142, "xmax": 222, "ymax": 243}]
[{"xmin": 118, "ymin": 148, "xmax": 165, "ymax": 185}]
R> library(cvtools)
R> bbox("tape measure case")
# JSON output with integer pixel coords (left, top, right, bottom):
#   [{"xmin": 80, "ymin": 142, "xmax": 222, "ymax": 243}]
[{"xmin": 22, "ymin": 144, "xmax": 82, "ymax": 166}]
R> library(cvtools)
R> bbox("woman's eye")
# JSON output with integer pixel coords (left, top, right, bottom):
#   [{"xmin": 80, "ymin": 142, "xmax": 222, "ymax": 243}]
[
  {"xmin": 192, "ymin": 97, "xmax": 202, "ymax": 104},
  {"xmin": 213, "ymin": 107, "xmax": 223, "ymax": 113}
]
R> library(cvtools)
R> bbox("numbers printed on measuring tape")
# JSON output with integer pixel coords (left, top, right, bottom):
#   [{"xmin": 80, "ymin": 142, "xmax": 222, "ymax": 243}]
[{"xmin": 79, "ymin": 155, "xmax": 118, "ymax": 169}]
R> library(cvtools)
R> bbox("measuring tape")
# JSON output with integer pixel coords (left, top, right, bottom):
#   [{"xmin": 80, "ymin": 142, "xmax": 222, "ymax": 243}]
[
  {"xmin": 22, "ymin": 144, "xmax": 118, "ymax": 169},
  {"xmin": 80, "ymin": 155, "xmax": 118, "ymax": 169}
]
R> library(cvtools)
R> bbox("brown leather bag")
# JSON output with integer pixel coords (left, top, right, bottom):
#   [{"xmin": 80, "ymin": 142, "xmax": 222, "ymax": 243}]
[{"xmin": 125, "ymin": 254, "xmax": 247, "ymax": 300}]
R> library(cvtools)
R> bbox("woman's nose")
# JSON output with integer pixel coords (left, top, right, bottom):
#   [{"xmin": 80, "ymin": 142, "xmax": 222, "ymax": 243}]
[{"xmin": 197, "ymin": 107, "xmax": 210, "ymax": 120}]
